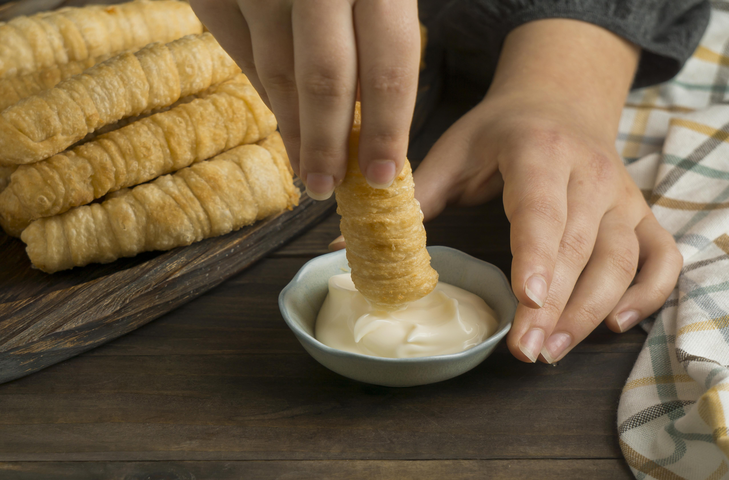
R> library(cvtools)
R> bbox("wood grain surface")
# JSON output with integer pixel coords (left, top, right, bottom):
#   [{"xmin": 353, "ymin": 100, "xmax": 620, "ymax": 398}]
[{"xmin": 0, "ymin": 460, "xmax": 634, "ymax": 479}]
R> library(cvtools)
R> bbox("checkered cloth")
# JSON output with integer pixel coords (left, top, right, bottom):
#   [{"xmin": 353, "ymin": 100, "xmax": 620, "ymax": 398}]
[{"xmin": 616, "ymin": 2, "xmax": 729, "ymax": 478}]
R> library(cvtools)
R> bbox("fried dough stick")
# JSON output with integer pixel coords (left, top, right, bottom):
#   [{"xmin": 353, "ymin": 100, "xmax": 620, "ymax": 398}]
[
  {"xmin": 21, "ymin": 133, "xmax": 299, "ymax": 273},
  {"xmin": 0, "ymin": 75, "xmax": 276, "ymax": 236},
  {"xmin": 0, "ymin": 32, "xmax": 240, "ymax": 165},
  {"xmin": 0, "ymin": 166, "xmax": 16, "ymax": 193},
  {"xmin": 0, "ymin": 1, "xmax": 202, "ymax": 79},
  {"xmin": 0, "ymin": 54, "xmax": 109, "ymax": 112},
  {"xmin": 335, "ymin": 103, "xmax": 438, "ymax": 308}
]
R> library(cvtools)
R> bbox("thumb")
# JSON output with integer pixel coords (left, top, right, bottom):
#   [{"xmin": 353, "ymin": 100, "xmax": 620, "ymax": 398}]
[{"xmin": 413, "ymin": 118, "xmax": 502, "ymax": 222}]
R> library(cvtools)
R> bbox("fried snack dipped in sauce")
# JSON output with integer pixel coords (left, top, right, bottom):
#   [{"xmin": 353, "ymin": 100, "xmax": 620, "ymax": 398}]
[{"xmin": 334, "ymin": 103, "xmax": 438, "ymax": 309}]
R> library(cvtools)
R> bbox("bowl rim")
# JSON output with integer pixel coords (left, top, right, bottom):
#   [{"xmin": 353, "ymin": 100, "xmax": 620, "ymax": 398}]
[{"xmin": 278, "ymin": 246, "xmax": 515, "ymax": 364}]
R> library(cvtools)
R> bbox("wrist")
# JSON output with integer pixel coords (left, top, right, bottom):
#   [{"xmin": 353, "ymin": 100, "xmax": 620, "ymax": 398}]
[{"xmin": 486, "ymin": 18, "xmax": 639, "ymax": 139}]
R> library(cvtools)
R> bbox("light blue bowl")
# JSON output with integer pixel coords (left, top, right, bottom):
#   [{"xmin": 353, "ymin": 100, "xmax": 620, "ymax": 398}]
[{"xmin": 279, "ymin": 246, "xmax": 516, "ymax": 387}]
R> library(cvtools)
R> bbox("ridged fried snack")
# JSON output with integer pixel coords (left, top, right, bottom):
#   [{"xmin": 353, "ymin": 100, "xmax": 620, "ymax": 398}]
[
  {"xmin": 0, "ymin": 166, "xmax": 16, "ymax": 193},
  {"xmin": 0, "ymin": 32, "xmax": 241, "ymax": 165},
  {"xmin": 0, "ymin": 75, "xmax": 276, "ymax": 236},
  {"xmin": 335, "ymin": 103, "xmax": 438, "ymax": 308},
  {"xmin": 0, "ymin": 1, "xmax": 202, "ymax": 79},
  {"xmin": 21, "ymin": 133, "xmax": 300, "ymax": 273},
  {"xmin": 0, "ymin": 54, "xmax": 107, "ymax": 112}
]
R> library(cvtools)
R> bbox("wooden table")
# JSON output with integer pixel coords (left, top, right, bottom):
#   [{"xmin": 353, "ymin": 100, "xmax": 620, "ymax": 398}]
[{"xmin": 0, "ymin": 82, "xmax": 642, "ymax": 480}]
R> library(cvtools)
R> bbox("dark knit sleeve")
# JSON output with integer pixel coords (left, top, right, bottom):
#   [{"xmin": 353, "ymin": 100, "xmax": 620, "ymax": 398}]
[{"xmin": 436, "ymin": 0, "xmax": 711, "ymax": 89}]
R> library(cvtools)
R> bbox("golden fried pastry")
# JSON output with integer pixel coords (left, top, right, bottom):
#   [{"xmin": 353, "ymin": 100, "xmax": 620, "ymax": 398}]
[
  {"xmin": 21, "ymin": 133, "xmax": 300, "ymax": 273},
  {"xmin": 0, "ymin": 75, "xmax": 276, "ymax": 237},
  {"xmin": 0, "ymin": 54, "xmax": 107, "ymax": 112},
  {"xmin": 0, "ymin": 1, "xmax": 202, "ymax": 79},
  {"xmin": 0, "ymin": 166, "xmax": 16, "ymax": 193},
  {"xmin": 0, "ymin": 33, "xmax": 241, "ymax": 165},
  {"xmin": 335, "ymin": 103, "xmax": 438, "ymax": 308}
]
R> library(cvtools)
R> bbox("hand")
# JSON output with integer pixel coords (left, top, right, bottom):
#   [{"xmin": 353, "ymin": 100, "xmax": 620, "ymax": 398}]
[
  {"xmin": 414, "ymin": 19, "xmax": 683, "ymax": 363},
  {"xmin": 190, "ymin": 0, "xmax": 421, "ymax": 199}
]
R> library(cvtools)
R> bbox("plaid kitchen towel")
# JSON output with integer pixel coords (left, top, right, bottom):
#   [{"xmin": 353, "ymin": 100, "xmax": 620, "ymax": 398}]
[{"xmin": 616, "ymin": 2, "xmax": 729, "ymax": 479}]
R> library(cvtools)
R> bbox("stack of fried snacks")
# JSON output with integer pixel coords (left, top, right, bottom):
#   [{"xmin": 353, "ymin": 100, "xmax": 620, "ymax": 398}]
[
  {"xmin": 0, "ymin": 2, "xmax": 300, "ymax": 273},
  {"xmin": 22, "ymin": 133, "xmax": 299, "ymax": 273},
  {"xmin": 0, "ymin": 74, "xmax": 275, "ymax": 236},
  {"xmin": 335, "ymin": 103, "xmax": 438, "ymax": 308},
  {"xmin": 0, "ymin": 32, "xmax": 240, "ymax": 164},
  {"xmin": 0, "ymin": 1, "xmax": 202, "ymax": 79}
]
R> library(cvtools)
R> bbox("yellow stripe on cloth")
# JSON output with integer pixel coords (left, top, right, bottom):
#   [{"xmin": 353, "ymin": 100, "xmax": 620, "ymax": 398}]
[
  {"xmin": 624, "ymin": 375, "xmax": 694, "ymax": 392},
  {"xmin": 624, "ymin": 103, "xmax": 695, "ymax": 113},
  {"xmin": 650, "ymin": 195, "xmax": 729, "ymax": 211},
  {"xmin": 619, "ymin": 440, "xmax": 689, "ymax": 480},
  {"xmin": 715, "ymin": 234, "xmax": 729, "ymax": 255},
  {"xmin": 694, "ymin": 45, "xmax": 729, "ymax": 68},
  {"xmin": 670, "ymin": 118, "xmax": 729, "ymax": 143},
  {"xmin": 698, "ymin": 383, "xmax": 729, "ymax": 458},
  {"xmin": 677, "ymin": 315, "xmax": 729, "ymax": 337},
  {"xmin": 706, "ymin": 460, "xmax": 729, "ymax": 480}
]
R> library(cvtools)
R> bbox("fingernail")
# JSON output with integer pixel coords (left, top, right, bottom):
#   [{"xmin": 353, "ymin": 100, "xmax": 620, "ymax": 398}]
[
  {"xmin": 365, "ymin": 160, "xmax": 396, "ymax": 189},
  {"xmin": 328, "ymin": 235, "xmax": 345, "ymax": 251},
  {"xmin": 540, "ymin": 332, "xmax": 572, "ymax": 364},
  {"xmin": 519, "ymin": 328, "xmax": 544, "ymax": 363},
  {"xmin": 616, "ymin": 310, "xmax": 640, "ymax": 332},
  {"xmin": 525, "ymin": 275, "xmax": 548, "ymax": 308},
  {"xmin": 305, "ymin": 173, "xmax": 334, "ymax": 201}
]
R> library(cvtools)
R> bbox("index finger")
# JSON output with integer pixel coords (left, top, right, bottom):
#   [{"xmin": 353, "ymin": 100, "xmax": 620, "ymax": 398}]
[
  {"xmin": 292, "ymin": 0, "xmax": 357, "ymax": 200},
  {"xmin": 354, "ymin": 0, "xmax": 420, "ymax": 188}
]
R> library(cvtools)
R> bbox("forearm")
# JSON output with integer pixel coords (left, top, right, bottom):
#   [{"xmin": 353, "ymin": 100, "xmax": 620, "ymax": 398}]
[{"xmin": 487, "ymin": 19, "xmax": 640, "ymax": 140}]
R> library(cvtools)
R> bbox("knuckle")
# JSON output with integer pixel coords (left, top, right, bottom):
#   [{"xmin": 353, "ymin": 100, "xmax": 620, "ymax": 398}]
[
  {"xmin": 300, "ymin": 143, "xmax": 345, "ymax": 169},
  {"xmin": 299, "ymin": 67, "xmax": 351, "ymax": 99},
  {"xmin": 644, "ymin": 282, "xmax": 671, "ymax": 303},
  {"xmin": 586, "ymin": 151, "xmax": 618, "ymax": 184},
  {"xmin": 541, "ymin": 297, "xmax": 564, "ymax": 319},
  {"xmin": 667, "ymin": 244, "xmax": 684, "ymax": 270},
  {"xmin": 521, "ymin": 126, "xmax": 572, "ymax": 159},
  {"xmin": 363, "ymin": 65, "xmax": 415, "ymax": 96},
  {"xmin": 575, "ymin": 301, "xmax": 605, "ymax": 329},
  {"xmin": 262, "ymin": 71, "xmax": 297, "ymax": 95},
  {"xmin": 651, "ymin": 231, "xmax": 683, "ymax": 272},
  {"xmin": 516, "ymin": 194, "xmax": 566, "ymax": 227},
  {"xmin": 607, "ymin": 247, "xmax": 638, "ymax": 280},
  {"xmin": 515, "ymin": 242, "xmax": 555, "ymax": 269},
  {"xmin": 559, "ymin": 229, "xmax": 593, "ymax": 263},
  {"xmin": 361, "ymin": 130, "xmax": 407, "ymax": 150}
]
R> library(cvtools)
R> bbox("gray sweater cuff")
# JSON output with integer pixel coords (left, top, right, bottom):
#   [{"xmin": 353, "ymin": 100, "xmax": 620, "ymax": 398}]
[{"xmin": 437, "ymin": 0, "xmax": 711, "ymax": 89}]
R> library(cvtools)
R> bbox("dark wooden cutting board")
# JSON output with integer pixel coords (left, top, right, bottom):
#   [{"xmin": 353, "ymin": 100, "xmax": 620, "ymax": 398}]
[{"xmin": 0, "ymin": 181, "xmax": 335, "ymax": 384}]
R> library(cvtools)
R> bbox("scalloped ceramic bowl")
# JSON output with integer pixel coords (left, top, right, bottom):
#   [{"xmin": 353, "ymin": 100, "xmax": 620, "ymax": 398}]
[{"xmin": 279, "ymin": 246, "xmax": 516, "ymax": 387}]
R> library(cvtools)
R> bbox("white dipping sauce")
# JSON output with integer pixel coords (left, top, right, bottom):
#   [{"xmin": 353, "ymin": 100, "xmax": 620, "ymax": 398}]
[{"xmin": 314, "ymin": 273, "xmax": 498, "ymax": 358}]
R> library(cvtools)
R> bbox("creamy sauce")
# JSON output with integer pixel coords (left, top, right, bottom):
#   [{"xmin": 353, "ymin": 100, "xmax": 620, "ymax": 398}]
[{"xmin": 314, "ymin": 273, "xmax": 497, "ymax": 358}]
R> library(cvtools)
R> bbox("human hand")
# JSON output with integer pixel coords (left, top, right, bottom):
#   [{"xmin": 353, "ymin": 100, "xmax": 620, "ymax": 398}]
[
  {"xmin": 190, "ymin": 0, "xmax": 421, "ymax": 199},
  {"xmin": 415, "ymin": 19, "xmax": 683, "ymax": 363}
]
